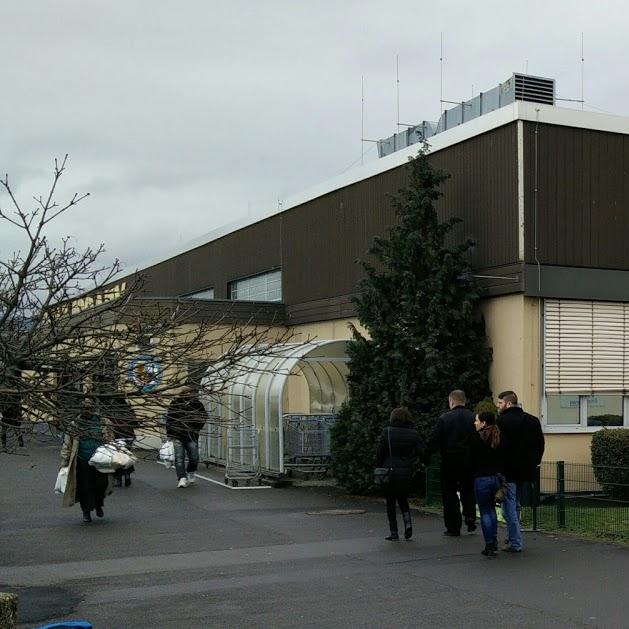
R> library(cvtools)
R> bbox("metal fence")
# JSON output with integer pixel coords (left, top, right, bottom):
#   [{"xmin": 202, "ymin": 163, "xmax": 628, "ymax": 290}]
[{"xmin": 425, "ymin": 461, "xmax": 629, "ymax": 539}]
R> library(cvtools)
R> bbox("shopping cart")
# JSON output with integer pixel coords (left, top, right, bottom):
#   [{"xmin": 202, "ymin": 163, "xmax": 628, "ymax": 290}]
[
  {"xmin": 283, "ymin": 414, "xmax": 337, "ymax": 477},
  {"xmin": 224, "ymin": 425, "xmax": 260, "ymax": 486}
]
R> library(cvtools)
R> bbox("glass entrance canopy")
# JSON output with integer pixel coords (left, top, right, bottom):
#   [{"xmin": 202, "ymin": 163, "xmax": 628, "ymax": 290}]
[{"xmin": 199, "ymin": 340, "xmax": 349, "ymax": 474}]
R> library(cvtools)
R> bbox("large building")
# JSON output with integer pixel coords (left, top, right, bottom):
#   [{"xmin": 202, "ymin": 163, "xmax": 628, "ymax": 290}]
[{"xmin": 122, "ymin": 73, "xmax": 629, "ymax": 466}]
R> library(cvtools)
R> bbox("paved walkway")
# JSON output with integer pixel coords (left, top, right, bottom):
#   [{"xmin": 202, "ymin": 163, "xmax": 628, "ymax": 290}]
[{"xmin": 1, "ymin": 438, "xmax": 628, "ymax": 628}]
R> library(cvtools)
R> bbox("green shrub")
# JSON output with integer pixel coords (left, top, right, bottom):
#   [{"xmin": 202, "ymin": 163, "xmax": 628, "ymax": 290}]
[
  {"xmin": 591, "ymin": 429, "xmax": 629, "ymax": 500},
  {"xmin": 474, "ymin": 397, "xmax": 497, "ymax": 416}
]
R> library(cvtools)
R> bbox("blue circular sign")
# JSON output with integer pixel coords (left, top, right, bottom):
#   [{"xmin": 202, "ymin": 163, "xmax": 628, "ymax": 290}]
[{"xmin": 128, "ymin": 354, "xmax": 163, "ymax": 392}]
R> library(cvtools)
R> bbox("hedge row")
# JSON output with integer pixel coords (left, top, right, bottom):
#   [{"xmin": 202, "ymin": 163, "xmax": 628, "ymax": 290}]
[{"xmin": 591, "ymin": 428, "xmax": 629, "ymax": 500}]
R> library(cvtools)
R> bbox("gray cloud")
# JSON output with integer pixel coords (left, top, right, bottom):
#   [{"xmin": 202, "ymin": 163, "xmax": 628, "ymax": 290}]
[{"xmin": 1, "ymin": 0, "xmax": 623, "ymax": 276}]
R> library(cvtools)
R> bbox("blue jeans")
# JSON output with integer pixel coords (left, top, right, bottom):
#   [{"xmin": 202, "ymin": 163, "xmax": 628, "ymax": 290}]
[
  {"xmin": 501, "ymin": 481, "xmax": 523, "ymax": 550},
  {"xmin": 174, "ymin": 439, "xmax": 199, "ymax": 480},
  {"xmin": 474, "ymin": 476, "xmax": 500, "ymax": 546}
]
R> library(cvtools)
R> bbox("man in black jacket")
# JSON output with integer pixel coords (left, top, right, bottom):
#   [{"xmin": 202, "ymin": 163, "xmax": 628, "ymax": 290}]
[
  {"xmin": 428, "ymin": 390, "xmax": 477, "ymax": 536},
  {"xmin": 496, "ymin": 390, "xmax": 545, "ymax": 552},
  {"xmin": 165, "ymin": 387, "xmax": 207, "ymax": 488}
]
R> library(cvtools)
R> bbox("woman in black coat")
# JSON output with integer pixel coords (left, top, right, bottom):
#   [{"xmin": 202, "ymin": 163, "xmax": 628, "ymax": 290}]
[{"xmin": 376, "ymin": 407, "xmax": 426, "ymax": 541}]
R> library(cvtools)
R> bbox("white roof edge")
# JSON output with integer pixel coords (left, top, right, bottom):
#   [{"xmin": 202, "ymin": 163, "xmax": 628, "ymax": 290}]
[
  {"xmin": 516, "ymin": 100, "xmax": 629, "ymax": 134},
  {"xmin": 132, "ymin": 101, "xmax": 629, "ymax": 274}
]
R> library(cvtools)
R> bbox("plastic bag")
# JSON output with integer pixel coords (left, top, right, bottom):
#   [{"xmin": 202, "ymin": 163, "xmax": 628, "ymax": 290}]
[
  {"xmin": 159, "ymin": 440, "xmax": 175, "ymax": 468},
  {"xmin": 88, "ymin": 443, "xmax": 135, "ymax": 472},
  {"xmin": 111, "ymin": 450, "xmax": 134, "ymax": 469},
  {"xmin": 113, "ymin": 440, "xmax": 138, "ymax": 469},
  {"xmin": 54, "ymin": 466, "xmax": 69, "ymax": 495},
  {"xmin": 89, "ymin": 444, "xmax": 116, "ymax": 471}
]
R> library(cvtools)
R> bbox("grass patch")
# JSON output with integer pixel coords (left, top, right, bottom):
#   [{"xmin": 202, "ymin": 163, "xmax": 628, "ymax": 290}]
[{"xmin": 521, "ymin": 499, "xmax": 629, "ymax": 539}]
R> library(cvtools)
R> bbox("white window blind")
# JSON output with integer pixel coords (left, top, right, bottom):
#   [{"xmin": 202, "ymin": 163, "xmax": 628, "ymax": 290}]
[
  {"xmin": 229, "ymin": 270, "xmax": 281, "ymax": 302},
  {"xmin": 544, "ymin": 299, "xmax": 629, "ymax": 393}
]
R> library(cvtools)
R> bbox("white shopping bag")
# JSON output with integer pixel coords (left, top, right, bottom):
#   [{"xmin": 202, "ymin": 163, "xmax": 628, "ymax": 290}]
[
  {"xmin": 113, "ymin": 440, "xmax": 138, "ymax": 468},
  {"xmin": 111, "ymin": 450, "xmax": 134, "ymax": 469},
  {"xmin": 89, "ymin": 443, "xmax": 137, "ymax": 472},
  {"xmin": 159, "ymin": 440, "xmax": 175, "ymax": 468},
  {"xmin": 54, "ymin": 466, "xmax": 69, "ymax": 495},
  {"xmin": 88, "ymin": 444, "xmax": 117, "ymax": 473}
]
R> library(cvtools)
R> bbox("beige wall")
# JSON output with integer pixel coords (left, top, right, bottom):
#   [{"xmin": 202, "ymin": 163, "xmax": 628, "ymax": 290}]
[
  {"xmin": 480, "ymin": 294, "xmax": 541, "ymax": 416},
  {"xmin": 159, "ymin": 306, "xmax": 594, "ymax": 464},
  {"xmin": 544, "ymin": 434, "xmax": 592, "ymax": 464},
  {"xmin": 480, "ymin": 295, "xmax": 598, "ymax": 464},
  {"xmin": 289, "ymin": 318, "xmax": 366, "ymax": 343}
]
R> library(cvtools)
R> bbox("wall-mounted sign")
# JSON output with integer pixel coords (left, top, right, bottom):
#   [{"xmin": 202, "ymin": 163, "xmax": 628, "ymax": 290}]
[{"xmin": 128, "ymin": 354, "xmax": 163, "ymax": 392}]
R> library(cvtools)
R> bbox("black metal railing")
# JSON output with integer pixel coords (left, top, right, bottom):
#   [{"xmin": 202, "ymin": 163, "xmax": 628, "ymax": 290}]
[{"xmin": 425, "ymin": 461, "xmax": 629, "ymax": 539}]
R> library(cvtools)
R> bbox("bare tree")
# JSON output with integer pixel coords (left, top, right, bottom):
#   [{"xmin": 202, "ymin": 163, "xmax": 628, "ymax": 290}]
[{"xmin": 0, "ymin": 157, "xmax": 293, "ymax": 452}]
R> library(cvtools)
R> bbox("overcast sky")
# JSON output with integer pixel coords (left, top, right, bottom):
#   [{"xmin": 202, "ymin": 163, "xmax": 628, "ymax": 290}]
[{"xmin": 0, "ymin": 0, "xmax": 620, "ymax": 274}]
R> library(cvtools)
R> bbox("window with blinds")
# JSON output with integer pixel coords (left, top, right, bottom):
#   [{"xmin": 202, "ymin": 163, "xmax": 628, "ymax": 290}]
[{"xmin": 544, "ymin": 299, "xmax": 629, "ymax": 394}]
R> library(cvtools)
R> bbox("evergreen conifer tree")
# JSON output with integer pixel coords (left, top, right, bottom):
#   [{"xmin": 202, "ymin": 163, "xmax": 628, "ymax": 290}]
[{"xmin": 331, "ymin": 145, "xmax": 492, "ymax": 493}]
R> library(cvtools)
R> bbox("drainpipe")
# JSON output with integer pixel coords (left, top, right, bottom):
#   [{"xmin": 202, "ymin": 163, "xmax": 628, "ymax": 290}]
[{"xmin": 534, "ymin": 108, "xmax": 545, "ymax": 421}]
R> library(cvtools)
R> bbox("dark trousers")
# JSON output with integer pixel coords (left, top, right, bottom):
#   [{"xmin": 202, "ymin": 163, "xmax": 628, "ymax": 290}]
[
  {"xmin": 440, "ymin": 460, "xmax": 476, "ymax": 533},
  {"xmin": 1, "ymin": 422, "xmax": 23, "ymax": 448},
  {"xmin": 76, "ymin": 458, "xmax": 108, "ymax": 513},
  {"xmin": 385, "ymin": 493, "xmax": 410, "ymax": 532},
  {"xmin": 114, "ymin": 466, "xmax": 134, "ymax": 480}
]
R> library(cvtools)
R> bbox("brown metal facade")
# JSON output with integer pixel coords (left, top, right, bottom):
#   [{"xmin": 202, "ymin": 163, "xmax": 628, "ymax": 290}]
[
  {"xmin": 142, "ymin": 216, "xmax": 282, "ymax": 299},
  {"xmin": 134, "ymin": 122, "xmax": 520, "ymax": 323},
  {"xmin": 431, "ymin": 123, "xmax": 519, "ymax": 270},
  {"xmin": 522, "ymin": 121, "xmax": 629, "ymax": 269}
]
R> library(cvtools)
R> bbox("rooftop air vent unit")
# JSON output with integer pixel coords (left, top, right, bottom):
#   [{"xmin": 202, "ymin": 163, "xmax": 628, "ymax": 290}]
[
  {"xmin": 513, "ymin": 73, "xmax": 555, "ymax": 105},
  {"xmin": 377, "ymin": 72, "xmax": 556, "ymax": 158}
]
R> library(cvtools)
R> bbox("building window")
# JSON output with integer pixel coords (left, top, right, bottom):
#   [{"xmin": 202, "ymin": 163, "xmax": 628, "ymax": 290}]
[
  {"xmin": 586, "ymin": 395, "xmax": 623, "ymax": 427},
  {"xmin": 543, "ymin": 299, "xmax": 629, "ymax": 430},
  {"xmin": 185, "ymin": 288, "xmax": 214, "ymax": 300},
  {"xmin": 228, "ymin": 270, "xmax": 281, "ymax": 302},
  {"xmin": 545, "ymin": 394, "xmax": 628, "ymax": 428},
  {"xmin": 546, "ymin": 394, "xmax": 580, "ymax": 426}
]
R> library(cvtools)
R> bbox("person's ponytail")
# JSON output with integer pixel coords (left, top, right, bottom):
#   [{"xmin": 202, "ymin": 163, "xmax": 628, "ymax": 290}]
[
  {"xmin": 483, "ymin": 424, "xmax": 501, "ymax": 449},
  {"xmin": 477, "ymin": 411, "xmax": 500, "ymax": 449}
]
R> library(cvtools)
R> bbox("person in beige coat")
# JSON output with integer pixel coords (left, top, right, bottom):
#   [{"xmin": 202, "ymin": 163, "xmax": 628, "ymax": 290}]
[{"xmin": 60, "ymin": 399, "xmax": 114, "ymax": 523}]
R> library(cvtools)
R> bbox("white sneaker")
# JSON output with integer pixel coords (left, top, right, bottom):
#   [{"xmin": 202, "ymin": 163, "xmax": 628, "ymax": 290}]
[
  {"xmin": 177, "ymin": 477, "xmax": 188, "ymax": 488},
  {"xmin": 187, "ymin": 472, "xmax": 196, "ymax": 484}
]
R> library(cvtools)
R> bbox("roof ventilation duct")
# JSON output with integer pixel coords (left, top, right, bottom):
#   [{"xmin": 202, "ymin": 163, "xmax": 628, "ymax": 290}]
[{"xmin": 377, "ymin": 73, "xmax": 555, "ymax": 158}]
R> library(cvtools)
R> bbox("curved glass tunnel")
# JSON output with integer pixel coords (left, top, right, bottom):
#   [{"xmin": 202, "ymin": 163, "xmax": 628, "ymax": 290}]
[{"xmin": 199, "ymin": 340, "xmax": 349, "ymax": 475}]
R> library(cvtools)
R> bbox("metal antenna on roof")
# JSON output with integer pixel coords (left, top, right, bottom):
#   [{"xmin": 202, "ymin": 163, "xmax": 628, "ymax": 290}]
[
  {"xmin": 581, "ymin": 32, "xmax": 585, "ymax": 111},
  {"xmin": 361, "ymin": 75, "xmax": 390, "ymax": 156},
  {"xmin": 396, "ymin": 53, "xmax": 400, "ymax": 133},
  {"xmin": 393, "ymin": 54, "xmax": 400, "ymax": 152},
  {"xmin": 555, "ymin": 39, "xmax": 586, "ymax": 108},
  {"xmin": 440, "ymin": 33, "xmax": 444, "ymax": 116},
  {"xmin": 361, "ymin": 75, "xmax": 365, "ymax": 166}
]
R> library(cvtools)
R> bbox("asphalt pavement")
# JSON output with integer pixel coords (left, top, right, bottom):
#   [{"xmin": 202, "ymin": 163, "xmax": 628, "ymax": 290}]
[{"xmin": 1, "ymin": 437, "xmax": 629, "ymax": 629}]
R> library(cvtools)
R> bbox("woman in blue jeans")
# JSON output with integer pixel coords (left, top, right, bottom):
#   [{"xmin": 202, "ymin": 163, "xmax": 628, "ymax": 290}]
[{"xmin": 468, "ymin": 411, "xmax": 504, "ymax": 557}]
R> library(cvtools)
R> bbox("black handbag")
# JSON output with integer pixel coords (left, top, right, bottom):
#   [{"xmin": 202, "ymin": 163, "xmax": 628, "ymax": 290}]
[{"xmin": 374, "ymin": 428, "xmax": 394, "ymax": 488}]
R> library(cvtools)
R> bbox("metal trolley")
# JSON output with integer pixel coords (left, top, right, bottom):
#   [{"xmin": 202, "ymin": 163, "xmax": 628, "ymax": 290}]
[
  {"xmin": 224, "ymin": 425, "xmax": 261, "ymax": 486},
  {"xmin": 283, "ymin": 414, "xmax": 337, "ymax": 477}
]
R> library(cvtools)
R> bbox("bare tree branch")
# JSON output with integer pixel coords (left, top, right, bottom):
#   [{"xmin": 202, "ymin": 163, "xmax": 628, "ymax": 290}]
[{"xmin": 1, "ymin": 157, "xmax": 300, "ymax": 453}]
